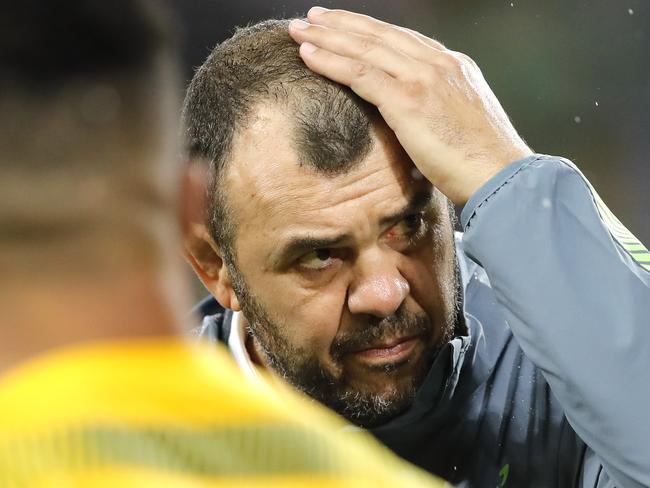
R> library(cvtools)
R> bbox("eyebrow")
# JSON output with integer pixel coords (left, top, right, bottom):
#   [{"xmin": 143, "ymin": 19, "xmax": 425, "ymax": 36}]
[
  {"xmin": 378, "ymin": 191, "xmax": 433, "ymax": 227},
  {"xmin": 271, "ymin": 191, "xmax": 433, "ymax": 268},
  {"xmin": 271, "ymin": 234, "xmax": 353, "ymax": 268}
]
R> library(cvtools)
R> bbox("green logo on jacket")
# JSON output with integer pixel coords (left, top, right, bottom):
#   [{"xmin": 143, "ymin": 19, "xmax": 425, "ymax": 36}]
[{"xmin": 497, "ymin": 463, "xmax": 510, "ymax": 487}]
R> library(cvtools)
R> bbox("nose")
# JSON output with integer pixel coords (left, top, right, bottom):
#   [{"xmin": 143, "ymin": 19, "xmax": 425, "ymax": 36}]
[{"xmin": 347, "ymin": 254, "xmax": 410, "ymax": 318}]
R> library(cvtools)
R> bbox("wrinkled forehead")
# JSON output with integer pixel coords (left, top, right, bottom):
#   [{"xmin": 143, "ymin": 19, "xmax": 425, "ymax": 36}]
[{"xmin": 224, "ymin": 104, "xmax": 433, "ymax": 243}]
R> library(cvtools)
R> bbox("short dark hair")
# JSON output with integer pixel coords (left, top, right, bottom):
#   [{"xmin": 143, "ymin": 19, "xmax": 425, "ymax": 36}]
[
  {"xmin": 0, "ymin": 0, "xmax": 177, "ymax": 171},
  {"xmin": 0, "ymin": 0, "xmax": 173, "ymax": 90},
  {"xmin": 0, "ymin": 0, "xmax": 177, "ymax": 265},
  {"xmin": 181, "ymin": 19, "xmax": 377, "ymax": 263}
]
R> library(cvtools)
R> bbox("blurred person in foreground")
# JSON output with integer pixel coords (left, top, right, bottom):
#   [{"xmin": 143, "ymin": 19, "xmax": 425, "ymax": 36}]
[
  {"xmin": 183, "ymin": 8, "xmax": 650, "ymax": 488},
  {"xmin": 0, "ymin": 2, "xmax": 448, "ymax": 487}
]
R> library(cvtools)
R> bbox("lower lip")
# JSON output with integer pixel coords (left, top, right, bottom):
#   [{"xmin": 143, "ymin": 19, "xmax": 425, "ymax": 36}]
[{"xmin": 353, "ymin": 337, "xmax": 419, "ymax": 364}]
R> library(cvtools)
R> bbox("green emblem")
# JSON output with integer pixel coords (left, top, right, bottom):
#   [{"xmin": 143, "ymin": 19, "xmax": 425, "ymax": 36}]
[{"xmin": 497, "ymin": 463, "xmax": 510, "ymax": 487}]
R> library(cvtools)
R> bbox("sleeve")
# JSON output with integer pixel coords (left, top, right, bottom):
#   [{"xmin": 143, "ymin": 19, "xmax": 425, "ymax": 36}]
[{"xmin": 459, "ymin": 154, "xmax": 650, "ymax": 488}]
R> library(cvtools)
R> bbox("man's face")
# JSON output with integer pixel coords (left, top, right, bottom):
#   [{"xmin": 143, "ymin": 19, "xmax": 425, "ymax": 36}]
[{"xmin": 223, "ymin": 105, "xmax": 458, "ymax": 427}]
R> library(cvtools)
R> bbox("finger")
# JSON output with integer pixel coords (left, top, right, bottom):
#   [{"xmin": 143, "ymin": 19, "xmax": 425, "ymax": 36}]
[
  {"xmin": 298, "ymin": 42, "xmax": 399, "ymax": 109},
  {"xmin": 307, "ymin": 8, "xmax": 445, "ymax": 63},
  {"xmin": 448, "ymin": 49, "xmax": 479, "ymax": 69},
  {"xmin": 289, "ymin": 19, "xmax": 420, "ymax": 79}
]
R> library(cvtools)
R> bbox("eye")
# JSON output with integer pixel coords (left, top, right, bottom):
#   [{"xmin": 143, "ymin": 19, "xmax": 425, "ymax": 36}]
[
  {"xmin": 394, "ymin": 213, "xmax": 426, "ymax": 237},
  {"xmin": 402, "ymin": 213, "xmax": 424, "ymax": 235},
  {"xmin": 298, "ymin": 248, "xmax": 336, "ymax": 270},
  {"xmin": 384, "ymin": 212, "xmax": 427, "ymax": 248}
]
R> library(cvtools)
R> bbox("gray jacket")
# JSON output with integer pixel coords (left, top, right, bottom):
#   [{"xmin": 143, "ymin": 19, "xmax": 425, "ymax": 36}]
[{"xmin": 195, "ymin": 154, "xmax": 650, "ymax": 487}]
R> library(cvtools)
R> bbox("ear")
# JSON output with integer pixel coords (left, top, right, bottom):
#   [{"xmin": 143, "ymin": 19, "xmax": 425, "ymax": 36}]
[{"xmin": 180, "ymin": 161, "xmax": 242, "ymax": 312}]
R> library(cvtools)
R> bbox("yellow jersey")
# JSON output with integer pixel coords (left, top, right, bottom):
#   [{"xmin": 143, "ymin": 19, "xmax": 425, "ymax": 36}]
[{"xmin": 0, "ymin": 339, "xmax": 448, "ymax": 487}]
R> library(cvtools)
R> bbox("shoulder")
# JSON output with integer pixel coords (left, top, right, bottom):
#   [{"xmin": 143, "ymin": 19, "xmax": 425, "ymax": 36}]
[{"xmin": 189, "ymin": 296, "xmax": 231, "ymax": 344}]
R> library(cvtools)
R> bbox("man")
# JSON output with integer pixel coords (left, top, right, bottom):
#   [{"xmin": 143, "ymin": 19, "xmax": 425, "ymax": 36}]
[
  {"xmin": 183, "ymin": 8, "xmax": 650, "ymax": 488},
  {"xmin": 0, "ymin": 2, "xmax": 447, "ymax": 487}
]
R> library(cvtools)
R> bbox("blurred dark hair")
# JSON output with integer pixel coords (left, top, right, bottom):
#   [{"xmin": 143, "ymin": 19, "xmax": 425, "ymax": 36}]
[
  {"xmin": 0, "ymin": 0, "xmax": 177, "ymax": 171},
  {"xmin": 0, "ymin": 0, "xmax": 175, "ymax": 90},
  {"xmin": 181, "ymin": 19, "xmax": 376, "ymax": 263},
  {"xmin": 0, "ymin": 0, "xmax": 179, "ymax": 268}
]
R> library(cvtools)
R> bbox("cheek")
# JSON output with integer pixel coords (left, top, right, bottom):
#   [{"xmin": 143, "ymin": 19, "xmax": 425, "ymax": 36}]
[
  {"xmin": 234, "ymin": 237, "xmax": 341, "ymax": 351},
  {"xmin": 398, "ymin": 240, "xmax": 456, "ymax": 318},
  {"xmin": 258, "ymin": 273, "xmax": 349, "ymax": 354}
]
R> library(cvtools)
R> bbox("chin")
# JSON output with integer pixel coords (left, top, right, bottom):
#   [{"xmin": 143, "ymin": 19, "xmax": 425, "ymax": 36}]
[
  {"xmin": 337, "ymin": 382, "xmax": 418, "ymax": 428},
  {"xmin": 330, "ymin": 362, "xmax": 430, "ymax": 428}
]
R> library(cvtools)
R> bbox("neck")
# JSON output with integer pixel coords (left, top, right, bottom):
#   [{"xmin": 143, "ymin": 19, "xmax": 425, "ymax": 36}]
[{"xmin": 0, "ymin": 263, "xmax": 191, "ymax": 374}]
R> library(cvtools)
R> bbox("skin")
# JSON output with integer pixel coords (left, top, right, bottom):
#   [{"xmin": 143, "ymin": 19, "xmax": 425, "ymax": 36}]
[
  {"xmin": 0, "ymin": 79, "xmax": 202, "ymax": 373},
  {"xmin": 288, "ymin": 8, "xmax": 532, "ymax": 205},
  {"xmin": 188, "ymin": 105, "xmax": 458, "ymax": 425},
  {"xmin": 187, "ymin": 8, "xmax": 532, "ymax": 424}
]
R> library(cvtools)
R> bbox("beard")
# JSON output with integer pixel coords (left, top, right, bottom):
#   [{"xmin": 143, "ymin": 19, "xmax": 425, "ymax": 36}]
[{"xmin": 228, "ymin": 264, "xmax": 458, "ymax": 428}]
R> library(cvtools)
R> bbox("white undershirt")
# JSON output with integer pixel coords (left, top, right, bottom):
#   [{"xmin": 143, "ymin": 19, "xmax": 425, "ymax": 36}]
[
  {"xmin": 227, "ymin": 310, "xmax": 362, "ymax": 431},
  {"xmin": 227, "ymin": 311, "xmax": 260, "ymax": 380}
]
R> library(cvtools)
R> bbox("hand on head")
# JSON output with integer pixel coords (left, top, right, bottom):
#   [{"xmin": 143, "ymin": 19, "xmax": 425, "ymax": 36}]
[{"xmin": 289, "ymin": 7, "xmax": 532, "ymax": 205}]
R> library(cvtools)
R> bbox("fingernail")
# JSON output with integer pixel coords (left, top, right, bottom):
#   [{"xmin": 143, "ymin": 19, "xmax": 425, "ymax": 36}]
[
  {"xmin": 290, "ymin": 19, "xmax": 309, "ymax": 30},
  {"xmin": 309, "ymin": 6, "xmax": 328, "ymax": 16},
  {"xmin": 300, "ymin": 42, "xmax": 317, "ymax": 55}
]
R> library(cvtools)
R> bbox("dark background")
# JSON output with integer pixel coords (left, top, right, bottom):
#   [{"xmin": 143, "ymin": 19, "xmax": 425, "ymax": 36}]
[{"xmin": 169, "ymin": 0, "xmax": 649, "ymax": 247}]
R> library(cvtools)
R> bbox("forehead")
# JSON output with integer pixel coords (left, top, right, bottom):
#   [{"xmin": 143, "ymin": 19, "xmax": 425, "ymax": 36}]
[{"xmin": 225, "ymin": 104, "xmax": 431, "ymax": 248}]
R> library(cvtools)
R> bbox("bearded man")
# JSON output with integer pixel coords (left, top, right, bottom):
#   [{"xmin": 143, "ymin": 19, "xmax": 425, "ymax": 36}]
[
  {"xmin": 183, "ymin": 9, "xmax": 650, "ymax": 488},
  {"xmin": 0, "ymin": 3, "xmax": 449, "ymax": 487}
]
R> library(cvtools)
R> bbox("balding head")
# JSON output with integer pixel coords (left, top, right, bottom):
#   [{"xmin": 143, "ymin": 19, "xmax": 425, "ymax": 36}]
[{"xmin": 182, "ymin": 19, "xmax": 378, "ymax": 262}]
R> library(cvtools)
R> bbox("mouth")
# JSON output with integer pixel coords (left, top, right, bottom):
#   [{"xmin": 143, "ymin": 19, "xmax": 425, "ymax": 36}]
[{"xmin": 351, "ymin": 335, "xmax": 421, "ymax": 365}]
